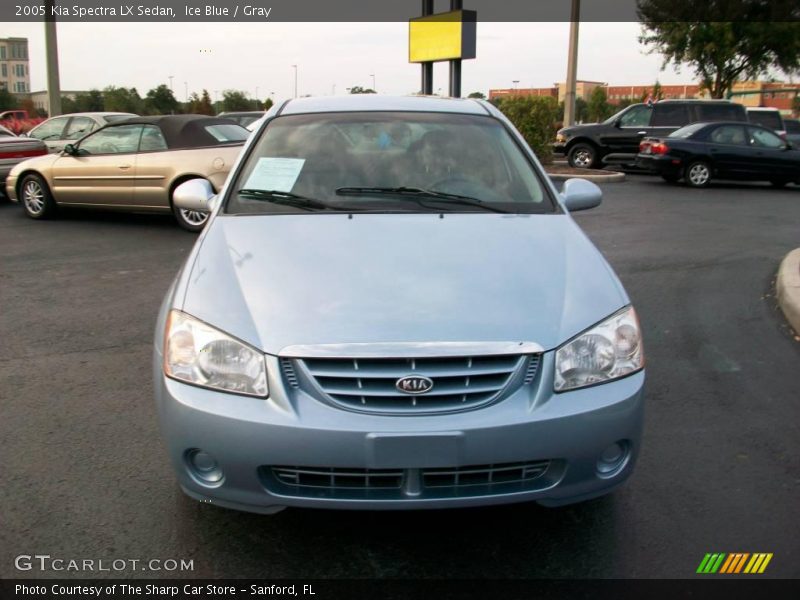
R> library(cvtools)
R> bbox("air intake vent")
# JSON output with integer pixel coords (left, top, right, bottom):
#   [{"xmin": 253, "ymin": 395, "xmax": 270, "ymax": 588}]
[
  {"xmin": 523, "ymin": 355, "xmax": 541, "ymax": 384},
  {"xmin": 280, "ymin": 358, "xmax": 299, "ymax": 388}
]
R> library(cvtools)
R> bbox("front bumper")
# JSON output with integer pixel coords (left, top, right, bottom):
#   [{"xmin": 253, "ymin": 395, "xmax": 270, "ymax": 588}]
[
  {"xmin": 154, "ymin": 346, "xmax": 645, "ymax": 514},
  {"xmin": 4, "ymin": 172, "xmax": 19, "ymax": 201},
  {"xmin": 552, "ymin": 141, "xmax": 568, "ymax": 156}
]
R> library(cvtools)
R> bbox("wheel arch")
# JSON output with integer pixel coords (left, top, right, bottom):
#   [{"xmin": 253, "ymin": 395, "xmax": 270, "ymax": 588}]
[{"xmin": 15, "ymin": 169, "xmax": 52, "ymax": 202}]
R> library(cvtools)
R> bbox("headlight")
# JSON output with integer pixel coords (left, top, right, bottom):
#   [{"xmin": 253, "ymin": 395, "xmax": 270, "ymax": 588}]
[
  {"xmin": 163, "ymin": 310, "xmax": 268, "ymax": 397},
  {"xmin": 556, "ymin": 132, "xmax": 567, "ymax": 143},
  {"xmin": 554, "ymin": 306, "xmax": 643, "ymax": 392}
]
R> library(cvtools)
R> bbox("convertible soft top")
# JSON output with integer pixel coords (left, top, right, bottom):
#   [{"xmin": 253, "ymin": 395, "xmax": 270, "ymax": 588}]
[{"xmin": 116, "ymin": 115, "xmax": 246, "ymax": 149}]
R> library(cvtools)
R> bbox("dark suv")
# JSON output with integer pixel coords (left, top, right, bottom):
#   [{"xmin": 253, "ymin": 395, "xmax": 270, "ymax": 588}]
[{"xmin": 554, "ymin": 100, "xmax": 747, "ymax": 169}]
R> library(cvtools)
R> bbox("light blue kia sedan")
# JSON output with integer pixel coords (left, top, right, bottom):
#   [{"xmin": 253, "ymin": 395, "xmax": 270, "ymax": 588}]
[{"xmin": 154, "ymin": 95, "xmax": 645, "ymax": 514}]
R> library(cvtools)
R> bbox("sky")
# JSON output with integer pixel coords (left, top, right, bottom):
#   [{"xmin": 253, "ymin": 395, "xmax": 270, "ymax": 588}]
[{"xmin": 1, "ymin": 21, "xmax": 698, "ymax": 101}]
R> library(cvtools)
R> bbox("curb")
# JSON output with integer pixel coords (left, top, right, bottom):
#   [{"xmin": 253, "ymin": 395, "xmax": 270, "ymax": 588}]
[
  {"xmin": 776, "ymin": 248, "xmax": 800, "ymax": 335},
  {"xmin": 546, "ymin": 171, "xmax": 626, "ymax": 183}
]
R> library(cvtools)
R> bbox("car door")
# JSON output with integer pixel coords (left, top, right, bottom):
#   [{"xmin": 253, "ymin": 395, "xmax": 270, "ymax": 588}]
[
  {"xmin": 27, "ymin": 116, "xmax": 70, "ymax": 152},
  {"xmin": 747, "ymin": 126, "xmax": 797, "ymax": 180},
  {"xmin": 599, "ymin": 104, "xmax": 654, "ymax": 153},
  {"xmin": 132, "ymin": 124, "xmax": 173, "ymax": 208},
  {"xmin": 49, "ymin": 124, "xmax": 143, "ymax": 206},
  {"xmin": 706, "ymin": 124, "xmax": 754, "ymax": 178},
  {"xmin": 649, "ymin": 103, "xmax": 692, "ymax": 138}
]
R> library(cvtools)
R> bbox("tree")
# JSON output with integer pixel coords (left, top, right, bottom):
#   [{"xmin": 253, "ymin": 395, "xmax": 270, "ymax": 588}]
[
  {"xmin": 221, "ymin": 90, "xmax": 259, "ymax": 112},
  {"xmin": 64, "ymin": 90, "xmax": 104, "ymax": 112},
  {"xmin": 0, "ymin": 88, "xmax": 18, "ymax": 111},
  {"xmin": 143, "ymin": 84, "xmax": 179, "ymax": 115},
  {"xmin": 104, "ymin": 86, "xmax": 143, "ymax": 114},
  {"xmin": 652, "ymin": 80, "xmax": 664, "ymax": 101},
  {"xmin": 348, "ymin": 86, "xmax": 376, "ymax": 94},
  {"xmin": 495, "ymin": 96, "xmax": 561, "ymax": 164},
  {"xmin": 586, "ymin": 86, "xmax": 612, "ymax": 122},
  {"xmin": 186, "ymin": 90, "xmax": 214, "ymax": 115},
  {"xmin": 263, "ymin": 97, "xmax": 274, "ymax": 110},
  {"xmin": 467, "ymin": 91, "xmax": 486, "ymax": 99},
  {"xmin": 638, "ymin": 1, "xmax": 800, "ymax": 98}
]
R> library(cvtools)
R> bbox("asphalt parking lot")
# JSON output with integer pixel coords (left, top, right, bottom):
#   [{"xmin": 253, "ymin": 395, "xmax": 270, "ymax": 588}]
[{"xmin": 1, "ymin": 177, "xmax": 799, "ymax": 579}]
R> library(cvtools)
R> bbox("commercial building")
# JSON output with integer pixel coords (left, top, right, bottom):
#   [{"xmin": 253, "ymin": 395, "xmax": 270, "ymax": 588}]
[
  {"xmin": 489, "ymin": 80, "xmax": 799, "ymax": 115},
  {"xmin": 0, "ymin": 37, "xmax": 31, "ymax": 94}
]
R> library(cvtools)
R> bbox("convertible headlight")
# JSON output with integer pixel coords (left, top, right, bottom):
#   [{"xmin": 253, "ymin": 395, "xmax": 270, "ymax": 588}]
[
  {"xmin": 554, "ymin": 306, "xmax": 643, "ymax": 392},
  {"xmin": 164, "ymin": 310, "xmax": 268, "ymax": 397},
  {"xmin": 555, "ymin": 132, "xmax": 568, "ymax": 143}
]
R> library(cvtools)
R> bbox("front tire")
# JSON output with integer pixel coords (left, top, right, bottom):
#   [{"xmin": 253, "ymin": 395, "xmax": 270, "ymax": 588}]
[
  {"xmin": 568, "ymin": 143, "xmax": 599, "ymax": 169},
  {"xmin": 171, "ymin": 180, "xmax": 211, "ymax": 232},
  {"xmin": 19, "ymin": 173, "xmax": 57, "ymax": 219},
  {"xmin": 684, "ymin": 160, "xmax": 712, "ymax": 188}
]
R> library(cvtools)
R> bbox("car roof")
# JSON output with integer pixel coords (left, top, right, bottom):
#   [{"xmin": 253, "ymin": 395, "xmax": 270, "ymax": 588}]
[
  {"xmin": 746, "ymin": 107, "xmax": 781, "ymax": 112},
  {"xmin": 279, "ymin": 95, "xmax": 490, "ymax": 116},
  {"xmin": 218, "ymin": 111, "xmax": 264, "ymax": 117},
  {"xmin": 51, "ymin": 112, "xmax": 136, "ymax": 118},
  {"xmin": 109, "ymin": 114, "xmax": 247, "ymax": 149}
]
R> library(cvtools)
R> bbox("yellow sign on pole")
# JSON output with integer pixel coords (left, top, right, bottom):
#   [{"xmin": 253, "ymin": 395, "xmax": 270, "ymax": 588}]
[{"xmin": 409, "ymin": 10, "xmax": 476, "ymax": 64}]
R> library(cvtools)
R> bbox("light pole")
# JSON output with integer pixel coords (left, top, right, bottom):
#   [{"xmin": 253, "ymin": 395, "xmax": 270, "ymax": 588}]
[
  {"xmin": 168, "ymin": 75, "xmax": 174, "ymax": 92},
  {"xmin": 332, "ymin": 84, "xmax": 336, "ymax": 96},
  {"xmin": 291, "ymin": 64, "xmax": 298, "ymax": 98},
  {"xmin": 184, "ymin": 81, "xmax": 188, "ymax": 102},
  {"xmin": 255, "ymin": 86, "xmax": 260, "ymax": 105},
  {"xmin": 370, "ymin": 73, "xmax": 376, "ymax": 92},
  {"xmin": 563, "ymin": 0, "xmax": 581, "ymax": 127},
  {"xmin": 512, "ymin": 80, "xmax": 519, "ymax": 94},
  {"xmin": 43, "ymin": 0, "xmax": 62, "ymax": 116}
]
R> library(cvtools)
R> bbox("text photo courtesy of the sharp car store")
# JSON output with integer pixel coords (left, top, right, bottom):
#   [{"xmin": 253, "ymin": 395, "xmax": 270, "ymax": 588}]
[{"xmin": 1, "ymin": 1, "xmax": 799, "ymax": 599}]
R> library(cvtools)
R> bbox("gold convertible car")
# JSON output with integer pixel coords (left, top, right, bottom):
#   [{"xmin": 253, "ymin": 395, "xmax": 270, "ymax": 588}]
[{"xmin": 5, "ymin": 115, "xmax": 249, "ymax": 231}]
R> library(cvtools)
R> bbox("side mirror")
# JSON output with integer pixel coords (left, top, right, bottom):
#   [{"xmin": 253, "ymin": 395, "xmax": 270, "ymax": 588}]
[
  {"xmin": 561, "ymin": 178, "xmax": 602, "ymax": 212},
  {"xmin": 63, "ymin": 143, "xmax": 77, "ymax": 155},
  {"xmin": 173, "ymin": 179, "xmax": 219, "ymax": 213}
]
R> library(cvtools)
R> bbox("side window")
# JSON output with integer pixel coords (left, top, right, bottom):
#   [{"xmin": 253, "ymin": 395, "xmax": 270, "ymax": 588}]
[
  {"xmin": 697, "ymin": 104, "xmax": 744, "ymax": 122},
  {"xmin": 62, "ymin": 117, "xmax": 96, "ymax": 141},
  {"xmin": 618, "ymin": 105, "xmax": 652, "ymax": 128},
  {"xmin": 77, "ymin": 125, "xmax": 144, "ymax": 155},
  {"xmin": 709, "ymin": 125, "xmax": 747, "ymax": 146},
  {"xmin": 139, "ymin": 125, "xmax": 168, "ymax": 152},
  {"xmin": 30, "ymin": 117, "xmax": 69, "ymax": 141},
  {"xmin": 749, "ymin": 127, "xmax": 785, "ymax": 149},
  {"xmin": 652, "ymin": 104, "xmax": 692, "ymax": 127}
]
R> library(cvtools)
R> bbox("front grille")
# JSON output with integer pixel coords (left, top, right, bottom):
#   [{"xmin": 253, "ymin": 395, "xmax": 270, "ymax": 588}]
[
  {"xmin": 272, "ymin": 466, "xmax": 403, "ymax": 489},
  {"xmin": 297, "ymin": 354, "xmax": 536, "ymax": 414},
  {"xmin": 423, "ymin": 461, "xmax": 550, "ymax": 488},
  {"xmin": 262, "ymin": 460, "xmax": 555, "ymax": 500}
]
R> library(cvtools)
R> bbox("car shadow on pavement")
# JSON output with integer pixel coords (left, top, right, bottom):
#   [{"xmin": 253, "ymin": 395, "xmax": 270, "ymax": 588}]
[{"xmin": 176, "ymin": 493, "xmax": 621, "ymax": 578}]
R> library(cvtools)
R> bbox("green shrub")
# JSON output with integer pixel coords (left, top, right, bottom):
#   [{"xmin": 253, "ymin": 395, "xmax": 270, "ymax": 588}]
[{"xmin": 495, "ymin": 96, "xmax": 561, "ymax": 164}]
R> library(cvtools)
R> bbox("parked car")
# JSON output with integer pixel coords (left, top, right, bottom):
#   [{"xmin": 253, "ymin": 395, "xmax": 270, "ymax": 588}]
[
  {"xmin": 746, "ymin": 107, "xmax": 786, "ymax": 139},
  {"xmin": 155, "ymin": 95, "xmax": 645, "ymax": 515},
  {"xmin": 784, "ymin": 118, "xmax": 800, "ymax": 146},
  {"xmin": 217, "ymin": 111, "xmax": 265, "ymax": 128},
  {"xmin": 554, "ymin": 100, "xmax": 747, "ymax": 169},
  {"xmin": 0, "ymin": 129, "xmax": 48, "ymax": 192},
  {"xmin": 6, "ymin": 115, "xmax": 249, "ymax": 231},
  {"xmin": 0, "ymin": 110, "xmax": 29, "ymax": 121},
  {"xmin": 636, "ymin": 121, "xmax": 800, "ymax": 188},
  {"xmin": 25, "ymin": 112, "xmax": 138, "ymax": 152}
]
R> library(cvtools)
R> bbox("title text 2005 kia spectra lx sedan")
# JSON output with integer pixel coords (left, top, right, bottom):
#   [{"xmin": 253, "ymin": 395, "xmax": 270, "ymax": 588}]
[{"xmin": 154, "ymin": 96, "xmax": 645, "ymax": 514}]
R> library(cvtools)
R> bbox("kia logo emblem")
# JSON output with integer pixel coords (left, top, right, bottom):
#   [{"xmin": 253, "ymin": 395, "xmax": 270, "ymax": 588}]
[{"xmin": 395, "ymin": 375, "xmax": 434, "ymax": 395}]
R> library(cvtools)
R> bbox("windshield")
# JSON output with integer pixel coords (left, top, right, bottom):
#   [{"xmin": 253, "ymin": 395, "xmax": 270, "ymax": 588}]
[
  {"xmin": 669, "ymin": 123, "xmax": 706, "ymax": 138},
  {"xmin": 226, "ymin": 111, "xmax": 554, "ymax": 215}
]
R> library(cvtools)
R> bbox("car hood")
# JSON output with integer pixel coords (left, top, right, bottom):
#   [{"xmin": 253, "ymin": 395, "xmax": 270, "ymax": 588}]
[
  {"xmin": 180, "ymin": 213, "xmax": 628, "ymax": 355},
  {"xmin": 560, "ymin": 122, "xmax": 604, "ymax": 136}
]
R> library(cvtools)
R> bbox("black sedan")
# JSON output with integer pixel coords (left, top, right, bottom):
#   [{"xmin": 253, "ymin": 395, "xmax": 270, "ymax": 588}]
[{"xmin": 636, "ymin": 121, "xmax": 800, "ymax": 188}]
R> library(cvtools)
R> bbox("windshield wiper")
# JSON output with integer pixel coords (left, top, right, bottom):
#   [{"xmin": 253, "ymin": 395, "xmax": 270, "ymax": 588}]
[
  {"xmin": 237, "ymin": 188, "xmax": 343, "ymax": 211},
  {"xmin": 335, "ymin": 186, "xmax": 509, "ymax": 213}
]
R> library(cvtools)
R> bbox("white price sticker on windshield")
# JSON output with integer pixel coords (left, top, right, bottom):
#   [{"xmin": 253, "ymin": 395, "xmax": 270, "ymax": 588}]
[{"xmin": 243, "ymin": 157, "xmax": 306, "ymax": 192}]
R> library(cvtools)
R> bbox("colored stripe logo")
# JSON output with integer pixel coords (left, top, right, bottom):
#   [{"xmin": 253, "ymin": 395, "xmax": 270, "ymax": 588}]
[{"xmin": 697, "ymin": 553, "xmax": 773, "ymax": 574}]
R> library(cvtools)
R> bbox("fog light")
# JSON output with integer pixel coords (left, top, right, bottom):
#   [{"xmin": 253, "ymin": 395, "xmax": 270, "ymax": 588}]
[
  {"xmin": 185, "ymin": 449, "xmax": 224, "ymax": 486},
  {"xmin": 596, "ymin": 441, "xmax": 630, "ymax": 477}
]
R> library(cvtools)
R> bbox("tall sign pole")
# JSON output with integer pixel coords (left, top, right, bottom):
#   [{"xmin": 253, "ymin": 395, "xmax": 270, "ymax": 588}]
[
  {"xmin": 44, "ymin": 0, "xmax": 62, "ymax": 116},
  {"xmin": 563, "ymin": 0, "xmax": 580, "ymax": 126},
  {"xmin": 421, "ymin": 0, "xmax": 434, "ymax": 95},
  {"xmin": 449, "ymin": 0, "xmax": 462, "ymax": 97}
]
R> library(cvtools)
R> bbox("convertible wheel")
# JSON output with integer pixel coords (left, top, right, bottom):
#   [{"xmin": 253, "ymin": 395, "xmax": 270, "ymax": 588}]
[
  {"xmin": 684, "ymin": 161, "xmax": 711, "ymax": 188},
  {"xmin": 19, "ymin": 173, "xmax": 57, "ymax": 219},
  {"xmin": 567, "ymin": 143, "xmax": 598, "ymax": 169},
  {"xmin": 172, "ymin": 181, "xmax": 211, "ymax": 232}
]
